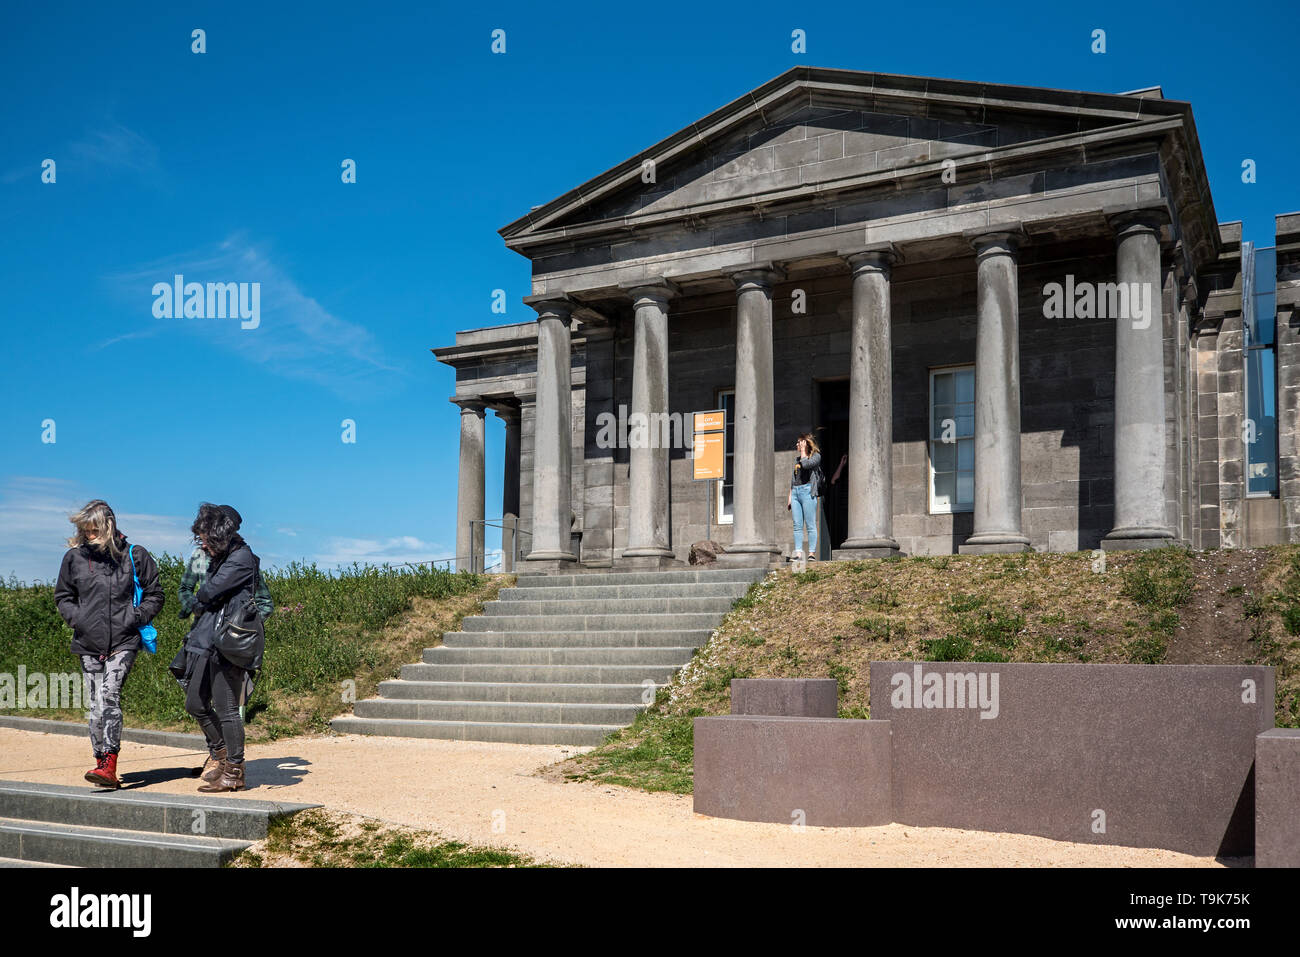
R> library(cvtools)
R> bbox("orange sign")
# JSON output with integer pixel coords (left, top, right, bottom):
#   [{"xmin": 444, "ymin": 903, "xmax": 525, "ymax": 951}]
[
  {"xmin": 693, "ymin": 410, "xmax": 725, "ymax": 433},
  {"xmin": 693, "ymin": 432, "xmax": 726, "ymax": 480}
]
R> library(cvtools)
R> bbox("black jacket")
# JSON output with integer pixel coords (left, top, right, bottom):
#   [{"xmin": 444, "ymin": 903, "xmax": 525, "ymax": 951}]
[
  {"xmin": 186, "ymin": 541, "xmax": 259, "ymax": 655},
  {"xmin": 54, "ymin": 534, "xmax": 164, "ymax": 657}
]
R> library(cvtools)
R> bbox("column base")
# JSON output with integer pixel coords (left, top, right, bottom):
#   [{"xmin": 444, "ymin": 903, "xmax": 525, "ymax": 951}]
[
  {"xmin": 716, "ymin": 545, "xmax": 781, "ymax": 568},
  {"xmin": 521, "ymin": 551, "xmax": 578, "ymax": 575},
  {"xmin": 833, "ymin": 545, "xmax": 903, "ymax": 560},
  {"xmin": 1100, "ymin": 527, "xmax": 1177, "ymax": 551},
  {"xmin": 835, "ymin": 536, "xmax": 902, "ymax": 560},
  {"xmin": 958, "ymin": 533, "xmax": 1032, "ymax": 555},
  {"xmin": 617, "ymin": 553, "xmax": 683, "ymax": 571}
]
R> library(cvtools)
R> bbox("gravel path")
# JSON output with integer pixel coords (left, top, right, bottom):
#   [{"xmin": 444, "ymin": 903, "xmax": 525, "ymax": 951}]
[{"xmin": 0, "ymin": 728, "xmax": 1226, "ymax": 867}]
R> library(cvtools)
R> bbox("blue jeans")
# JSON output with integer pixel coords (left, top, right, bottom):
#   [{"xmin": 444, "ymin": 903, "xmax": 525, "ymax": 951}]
[{"xmin": 791, "ymin": 483, "xmax": 817, "ymax": 555}]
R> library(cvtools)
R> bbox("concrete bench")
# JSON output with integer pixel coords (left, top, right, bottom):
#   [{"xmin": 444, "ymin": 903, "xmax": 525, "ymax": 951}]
[
  {"xmin": 730, "ymin": 678, "xmax": 838, "ymax": 717},
  {"xmin": 869, "ymin": 662, "xmax": 1274, "ymax": 856},
  {"xmin": 1256, "ymin": 728, "xmax": 1300, "ymax": 868},
  {"xmin": 693, "ymin": 715, "xmax": 891, "ymax": 826}
]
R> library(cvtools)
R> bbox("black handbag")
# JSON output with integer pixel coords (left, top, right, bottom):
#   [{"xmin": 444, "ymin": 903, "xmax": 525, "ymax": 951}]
[{"xmin": 214, "ymin": 557, "xmax": 265, "ymax": 672}]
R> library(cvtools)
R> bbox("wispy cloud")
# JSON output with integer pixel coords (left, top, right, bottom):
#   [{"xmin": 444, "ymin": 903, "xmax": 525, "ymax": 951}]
[
  {"xmin": 68, "ymin": 122, "xmax": 159, "ymax": 174},
  {"xmin": 0, "ymin": 477, "xmax": 193, "ymax": 584},
  {"xmin": 310, "ymin": 535, "xmax": 453, "ymax": 569},
  {"xmin": 1, "ymin": 120, "xmax": 161, "ymax": 184},
  {"xmin": 102, "ymin": 236, "xmax": 407, "ymax": 397}
]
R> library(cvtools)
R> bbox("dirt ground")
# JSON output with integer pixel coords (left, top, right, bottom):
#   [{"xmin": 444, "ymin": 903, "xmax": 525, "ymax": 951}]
[{"xmin": 0, "ymin": 727, "xmax": 1232, "ymax": 868}]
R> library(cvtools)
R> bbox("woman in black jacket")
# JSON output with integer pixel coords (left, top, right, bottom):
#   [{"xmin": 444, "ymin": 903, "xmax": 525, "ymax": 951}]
[
  {"xmin": 53, "ymin": 500, "xmax": 164, "ymax": 788},
  {"xmin": 182, "ymin": 503, "xmax": 260, "ymax": 792}
]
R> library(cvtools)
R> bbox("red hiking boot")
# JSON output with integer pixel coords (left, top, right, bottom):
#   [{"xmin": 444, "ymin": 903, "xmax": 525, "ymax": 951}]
[{"xmin": 86, "ymin": 752, "xmax": 121, "ymax": 789}]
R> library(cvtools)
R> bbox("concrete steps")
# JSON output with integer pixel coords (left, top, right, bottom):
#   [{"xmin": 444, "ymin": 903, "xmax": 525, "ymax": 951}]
[
  {"xmin": 331, "ymin": 565, "xmax": 767, "ymax": 746},
  {"xmin": 0, "ymin": 781, "xmax": 318, "ymax": 868}
]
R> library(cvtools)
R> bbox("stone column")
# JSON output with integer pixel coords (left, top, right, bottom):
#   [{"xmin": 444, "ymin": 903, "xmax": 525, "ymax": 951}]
[
  {"xmin": 620, "ymin": 280, "xmax": 678, "ymax": 569},
  {"xmin": 453, "ymin": 398, "xmax": 486, "ymax": 572},
  {"xmin": 523, "ymin": 298, "xmax": 577, "ymax": 569},
  {"xmin": 959, "ymin": 229, "xmax": 1031, "ymax": 554},
  {"xmin": 1103, "ymin": 210, "xmax": 1175, "ymax": 549},
  {"xmin": 719, "ymin": 265, "xmax": 784, "ymax": 566},
  {"xmin": 497, "ymin": 405, "xmax": 521, "ymax": 572},
  {"xmin": 836, "ymin": 245, "xmax": 901, "ymax": 558}
]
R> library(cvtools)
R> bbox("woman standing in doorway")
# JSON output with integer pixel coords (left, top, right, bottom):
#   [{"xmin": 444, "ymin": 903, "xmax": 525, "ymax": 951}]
[
  {"xmin": 787, "ymin": 433, "xmax": 825, "ymax": 561},
  {"xmin": 54, "ymin": 500, "xmax": 164, "ymax": 789}
]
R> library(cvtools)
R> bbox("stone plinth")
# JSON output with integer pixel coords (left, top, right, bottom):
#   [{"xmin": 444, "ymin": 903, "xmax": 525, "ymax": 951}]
[
  {"xmin": 731, "ymin": 678, "xmax": 838, "ymax": 717},
  {"xmin": 694, "ymin": 715, "xmax": 892, "ymax": 826}
]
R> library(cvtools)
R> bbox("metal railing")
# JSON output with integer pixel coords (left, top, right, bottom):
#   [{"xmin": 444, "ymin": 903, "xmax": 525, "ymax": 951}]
[{"xmin": 469, "ymin": 518, "xmax": 532, "ymax": 574}]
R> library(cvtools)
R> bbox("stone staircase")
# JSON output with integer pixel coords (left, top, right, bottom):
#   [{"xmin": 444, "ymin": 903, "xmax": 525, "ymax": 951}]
[
  {"xmin": 0, "ymin": 781, "xmax": 317, "ymax": 867},
  {"xmin": 331, "ymin": 566, "xmax": 769, "ymax": 746}
]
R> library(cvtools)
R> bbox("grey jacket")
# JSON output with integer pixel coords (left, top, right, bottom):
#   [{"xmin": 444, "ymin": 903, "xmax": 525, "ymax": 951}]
[{"xmin": 791, "ymin": 452, "xmax": 824, "ymax": 498}]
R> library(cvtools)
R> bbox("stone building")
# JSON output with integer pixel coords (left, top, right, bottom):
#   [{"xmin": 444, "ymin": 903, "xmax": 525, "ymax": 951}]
[{"xmin": 435, "ymin": 67, "xmax": 1299, "ymax": 572}]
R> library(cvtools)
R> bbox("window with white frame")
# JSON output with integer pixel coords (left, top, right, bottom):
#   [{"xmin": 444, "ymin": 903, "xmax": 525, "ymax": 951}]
[
  {"xmin": 716, "ymin": 389, "xmax": 734, "ymax": 523},
  {"xmin": 929, "ymin": 366, "xmax": 975, "ymax": 513}
]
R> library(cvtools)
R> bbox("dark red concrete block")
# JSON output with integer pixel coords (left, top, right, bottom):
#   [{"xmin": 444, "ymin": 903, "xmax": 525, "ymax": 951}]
[
  {"xmin": 693, "ymin": 715, "xmax": 891, "ymax": 827},
  {"xmin": 869, "ymin": 662, "xmax": 1274, "ymax": 856},
  {"xmin": 730, "ymin": 678, "xmax": 839, "ymax": 717}
]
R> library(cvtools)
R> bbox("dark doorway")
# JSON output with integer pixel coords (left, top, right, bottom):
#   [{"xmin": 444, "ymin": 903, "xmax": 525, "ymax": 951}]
[{"xmin": 815, "ymin": 379, "xmax": 850, "ymax": 551}]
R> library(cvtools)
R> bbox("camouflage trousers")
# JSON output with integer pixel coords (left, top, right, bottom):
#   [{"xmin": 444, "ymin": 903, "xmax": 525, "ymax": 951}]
[{"xmin": 80, "ymin": 650, "xmax": 137, "ymax": 756}]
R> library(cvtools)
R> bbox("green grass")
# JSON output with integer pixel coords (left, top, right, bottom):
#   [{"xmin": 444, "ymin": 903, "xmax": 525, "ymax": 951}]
[
  {"xmin": 0, "ymin": 556, "xmax": 493, "ymax": 738},
  {"xmin": 233, "ymin": 809, "xmax": 555, "ymax": 868}
]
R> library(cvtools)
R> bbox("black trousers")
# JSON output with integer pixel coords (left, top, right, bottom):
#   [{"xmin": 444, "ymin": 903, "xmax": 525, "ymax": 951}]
[{"xmin": 185, "ymin": 653, "xmax": 246, "ymax": 763}]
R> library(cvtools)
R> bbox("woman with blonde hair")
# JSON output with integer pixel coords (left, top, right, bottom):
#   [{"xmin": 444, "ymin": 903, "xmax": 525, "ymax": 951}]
[
  {"xmin": 787, "ymin": 433, "xmax": 826, "ymax": 562},
  {"xmin": 53, "ymin": 500, "xmax": 164, "ymax": 788}
]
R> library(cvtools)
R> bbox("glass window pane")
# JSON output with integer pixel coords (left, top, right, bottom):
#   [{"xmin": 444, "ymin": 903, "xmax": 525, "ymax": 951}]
[
  {"xmin": 933, "ymin": 373, "xmax": 954, "ymax": 405},
  {"xmin": 956, "ymin": 473, "xmax": 974, "ymax": 507},
  {"xmin": 957, "ymin": 438, "xmax": 974, "ymax": 471},
  {"xmin": 933, "ymin": 471, "xmax": 955, "ymax": 509},
  {"xmin": 932, "ymin": 405, "xmax": 953, "ymax": 439},
  {"xmin": 1245, "ymin": 349, "xmax": 1278, "ymax": 496},
  {"xmin": 932, "ymin": 441, "xmax": 956, "ymax": 472},
  {"xmin": 956, "ymin": 409, "xmax": 974, "ymax": 438},
  {"xmin": 1255, "ymin": 294, "xmax": 1276, "ymax": 345},
  {"xmin": 955, "ymin": 369, "xmax": 974, "ymax": 403},
  {"xmin": 1255, "ymin": 248, "xmax": 1276, "ymax": 294}
]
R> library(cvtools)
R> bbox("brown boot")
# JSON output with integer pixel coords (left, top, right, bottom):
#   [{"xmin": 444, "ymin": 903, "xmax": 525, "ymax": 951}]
[
  {"xmin": 198, "ymin": 759, "xmax": 244, "ymax": 793},
  {"xmin": 200, "ymin": 748, "xmax": 227, "ymax": 783}
]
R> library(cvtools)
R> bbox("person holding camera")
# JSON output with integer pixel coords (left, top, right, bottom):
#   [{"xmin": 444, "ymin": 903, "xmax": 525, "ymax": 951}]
[
  {"xmin": 178, "ymin": 503, "xmax": 262, "ymax": 792},
  {"xmin": 787, "ymin": 433, "xmax": 825, "ymax": 562}
]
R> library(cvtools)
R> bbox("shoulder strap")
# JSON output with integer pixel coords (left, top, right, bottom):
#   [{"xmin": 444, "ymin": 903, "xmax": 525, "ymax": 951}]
[{"xmin": 128, "ymin": 545, "xmax": 138, "ymax": 585}]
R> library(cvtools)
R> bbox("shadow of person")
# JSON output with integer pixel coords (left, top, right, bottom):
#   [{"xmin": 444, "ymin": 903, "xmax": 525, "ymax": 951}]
[
  {"xmin": 242, "ymin": 756, "xmax": 312, "ymax": 791},
  {"xmin": 118, "ymin": 760, "xmax": 211, "ymax": 789}
]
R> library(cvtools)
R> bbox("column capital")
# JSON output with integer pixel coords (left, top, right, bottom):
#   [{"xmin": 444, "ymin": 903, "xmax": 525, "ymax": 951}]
[
  {"xmin": 493, "ymin": 404, "xmax": 521, "ymax": 425},
  {"xmin": 522, "ymin": 294, "xmax": 575, "ymax": 322},
  {"xmin": 619, "ymin": 278, "xmax": 680, "ymax": 306},
  {"xmin": 450, "ymin": 396, "xmax": 487, "ymax": 415},
  {"xmin": 964, "ymin": 225, "xmax": 1027, "ymax": 258},
  {"xmin": 839, "ymin": 242, "xmax": 903, "ymax": 273},
  {"xmin": 724, "ymin": 262, "xmax": 785, "ymax": 292},
  {"xmin": 1105, "ymin": 203, "xmax": 1171, "ymax": 238}
]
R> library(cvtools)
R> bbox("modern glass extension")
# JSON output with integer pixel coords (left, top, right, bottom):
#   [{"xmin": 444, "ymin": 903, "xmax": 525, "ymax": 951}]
[{"xmin": 1243, "ymin": 242, "xmax": 1279, "ymax": 497}]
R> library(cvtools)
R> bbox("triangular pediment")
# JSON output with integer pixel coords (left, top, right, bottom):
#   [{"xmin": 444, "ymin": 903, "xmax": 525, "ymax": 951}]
[{"xmin": 501, "ymin": 67, "xmax": 1198, "ymax": 246}]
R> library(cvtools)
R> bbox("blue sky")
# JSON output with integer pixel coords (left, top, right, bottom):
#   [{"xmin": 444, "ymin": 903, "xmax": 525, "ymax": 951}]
[{"xmin": 1, "ymin": 0, "xmax": 1296, "ymax": 582}]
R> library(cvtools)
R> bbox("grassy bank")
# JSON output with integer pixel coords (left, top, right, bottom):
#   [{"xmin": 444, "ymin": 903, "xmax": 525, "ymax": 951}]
[
  {"xmin": 231, "ymin": 808, "xmax": 560, "ymax": 868},
  {"xmin": 552, "ymin": 545, "xmax": 1300, "ymax": 795},
  {"xmin": 0, "ymin": 558, "xmax": 506, "ymax": 740}
]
